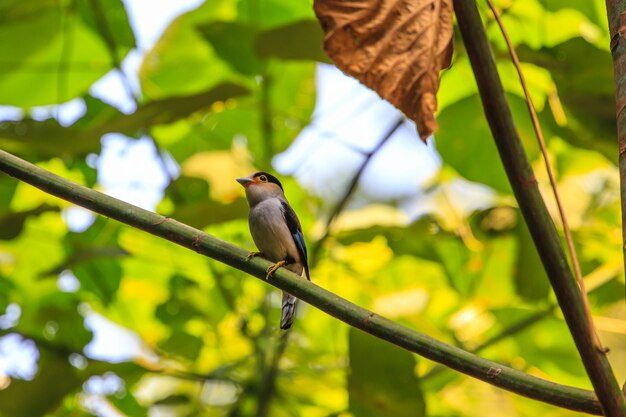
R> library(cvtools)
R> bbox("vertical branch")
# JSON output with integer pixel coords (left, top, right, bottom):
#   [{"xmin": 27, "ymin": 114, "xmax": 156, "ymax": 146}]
[
  {"xmin": 605, "ymin": 0, "xmax": 626, "ymax": 302},
  {"xmin": 453, "ymin": 1, "xmax": 626, "ymax": 415}
]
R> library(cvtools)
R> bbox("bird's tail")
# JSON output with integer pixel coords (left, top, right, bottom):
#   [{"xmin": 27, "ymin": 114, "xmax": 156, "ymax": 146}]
[{"xmin": 280, "ymin": 291, "xmax": 297, "ymax": 330}]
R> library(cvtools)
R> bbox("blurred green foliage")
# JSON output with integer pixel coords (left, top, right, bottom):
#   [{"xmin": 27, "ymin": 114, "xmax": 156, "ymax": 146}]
[{"xmin": 0, "ymin": 0, "xmax": 624, "ymax": 416}]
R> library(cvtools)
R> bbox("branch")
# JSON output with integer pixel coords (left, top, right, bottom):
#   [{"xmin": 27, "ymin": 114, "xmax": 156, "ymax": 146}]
[
  {"xmin": 485, "ymin": 0, "xmax": 603, "ymax": 353},
  {"xmin": 453, "ymin": 1, "xmax": 626, "ymax": 415},
  {"xmin": 0, "ymin": 149, "xmax": 604, "ymax": 414}
]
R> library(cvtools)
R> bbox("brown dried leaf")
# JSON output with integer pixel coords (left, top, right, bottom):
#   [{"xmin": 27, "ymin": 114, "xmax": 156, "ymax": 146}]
[{"xmin": 314, "ymin": 0, "xmax": 453, "ymax": 140}]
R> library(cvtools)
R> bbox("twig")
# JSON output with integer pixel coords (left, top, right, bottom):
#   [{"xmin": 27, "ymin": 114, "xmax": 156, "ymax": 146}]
[
  {"xmin": 310, "ymin": 117, "xmax": 405, "ymax": 264},
  {"xmin": 485, "ymin": 0, "xmax": 605, "ymax": 354},
  {"xmin": 605, "ymin": 0, "xmax": 626, "ymax": 311},
  {"xmin": 453, "ymin": 1, "xmax": 626, "ymax": 415},
  {"xmin": 0, "ymin": 148, "xmax": 605, "ymax": 414}
]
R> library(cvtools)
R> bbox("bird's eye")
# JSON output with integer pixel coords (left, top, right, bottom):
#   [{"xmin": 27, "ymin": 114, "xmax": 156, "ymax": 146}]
[{"xmin": 259, "ymin": 175, "xmax": 268, "ymax": 182}]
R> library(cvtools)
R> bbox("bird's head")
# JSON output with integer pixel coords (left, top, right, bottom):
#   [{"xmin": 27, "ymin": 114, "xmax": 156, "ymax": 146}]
[{"xmin": 236, "ymin": 172, "xmax": 284, "ymax": 206}]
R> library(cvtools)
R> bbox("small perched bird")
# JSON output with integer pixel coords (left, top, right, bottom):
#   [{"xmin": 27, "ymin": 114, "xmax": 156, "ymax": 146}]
[{"xmin": 236, "ymin": 172, "xmax": 310, "ymax": 329}]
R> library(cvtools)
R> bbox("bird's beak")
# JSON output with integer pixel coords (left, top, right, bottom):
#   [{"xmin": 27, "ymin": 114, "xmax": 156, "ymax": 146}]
[{"xmin": 236, "ymin": 177, "xmax": 253, "ymax": 187}]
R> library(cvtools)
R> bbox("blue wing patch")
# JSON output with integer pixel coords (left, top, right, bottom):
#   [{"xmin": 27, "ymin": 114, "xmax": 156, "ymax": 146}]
[{"xmin": 281, "ymin": 200, "xmax": 310, "ymax": 280}]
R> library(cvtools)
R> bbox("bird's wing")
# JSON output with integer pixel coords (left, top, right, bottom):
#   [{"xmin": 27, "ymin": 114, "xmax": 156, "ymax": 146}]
[{"xmin": 281, "ymin": 200, "xmax": 310, "ymax": 280}]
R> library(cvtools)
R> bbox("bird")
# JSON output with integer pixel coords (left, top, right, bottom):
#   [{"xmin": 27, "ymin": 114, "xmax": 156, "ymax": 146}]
[{"xmin": 236, "ymin": 171, "xmax": 310, "ymax": 330}]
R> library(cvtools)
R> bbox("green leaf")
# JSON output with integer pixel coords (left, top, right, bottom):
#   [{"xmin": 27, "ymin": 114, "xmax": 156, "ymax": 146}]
[
  {"xmin": 156, "ymin": 298, "xmax": 203, "ymax": 327},
  {"xmin": 0, "ymin": 176, "xmax": 18, "ymax": 209},
  {"xmin": 433, "ymin": 235, "xmax": 480, "ymax": 295},
  {"xmin": 72, "ymin": 258, "xmax": 122, "ymax": 305},
  {"xmin": 237, "ymin": 0, "xmax": 314, "ymax": 28},
  {"xmin": 436, "ymin": 95, "xmax": 512, "ymax": 194},
  {"xmin": 41, "ymin": 246, "xmax": 128, "ymax": 278},
  {"xmin": 254, "ymin": 20, "xmax": 331, "ymax": 63},
  {"xmin": 45, "ymin": 217, "xmax": 126, "ymax": 303},
  {"xmin": 0, "ymin": 118, "xmax": 100, "ymax": 160},
  {"xmin": 164, "ymin": 176, "xmax": 249, "ymax": 228},
  {"xmin": 348, "ymin": 328, "xmax": 425, "ymax": 417},
  {"xmin": 504, "ymin": 314, "xmax": 586, "ymax": 379},
  {"xmin": 0, "ymin": 203, "xmax": 59, "ymax": 240},
  {"xmin": 0, "ymin": 346, "xmax": 146, "ymax": 417},
  {"xmin": 197, "ymin": 21, "xmax": 264, "ymax": 76},
  {"xmin": 589, "ymin": 278, "xmax": 625, "ymax": 307},
  {"xmin": 518, "ymin": 38, "xmax": 616, "ymax": 162},
  {"xmin": 336, "ymin": 220, "xmax": 440, "ymax": 261},
  {"xmin": 0, "ymin": 349, "xmax": 82, "ymax": 417},
  {"xmin": 514, "ymin": 222, "xmax": 550, "ymax": 301},
  {"xmin": 0, "ymin": 0, "xmax": 133, "ymax": 107},
  {"xmin": 139, "ymin": 2, "xmax": 244, "ymax": 99},
  {"xmin": 0, "ymin": 83, "xmax": 249, "ymax": 159},
  {"xmin": 98, "ymin": 83, "xmax": 250, "ymax": 135},
  {"xmin": 0, "ymin": 276, "xmax": 16, "ymax": 313},
  {"xmin": 159, "ymin": 331, "xmax": 203, "ymax": 361},
  {"xmin": 109, "ymin": 391, "xmax": 148, "ymax": 417},
  {"xmin": 19, "ymin": 293, "xmax": 93, "ymax": 351},
  {"xmin": 75, "ymin": 0, "xmax": 136, "ymax": 52},
  {"xmin": 154, "ymin": 394, "xmax": 191, "ymax": 406}
]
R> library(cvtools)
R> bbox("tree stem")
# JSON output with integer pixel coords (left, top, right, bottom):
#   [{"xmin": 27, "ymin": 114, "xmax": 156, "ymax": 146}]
[
  {"xmin": 453, "ymin": 1, "xmax": 626, "ymax": 415},
  {"xmin": 0, "ymin": 149, "xmax": 605, "ymax": 414}
]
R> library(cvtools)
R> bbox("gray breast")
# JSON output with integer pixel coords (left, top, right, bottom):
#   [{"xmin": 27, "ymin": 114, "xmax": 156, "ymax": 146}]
[{"xmin": 249, "ymin": 198, "xmax": 298, "ymax": 262}]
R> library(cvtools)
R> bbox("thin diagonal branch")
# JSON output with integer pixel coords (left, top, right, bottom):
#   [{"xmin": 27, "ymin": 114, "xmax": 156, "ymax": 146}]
[
  {"xmin": 605, "ymin": 0, "xmax": 626, "ymax": 306},
  {"xmin": 485, "ymin": 0, "xmax": 604, "ymax": 353},
  {"xmin": 0, "ymin": 149, "xmax": 604, "ymax": 415},
  {"xmin": 311, "ymin": 117, "xmax": 404, "ymax": 264},
  {"xmin": 453, "ymin": 1, "xmax": 626, "ymax": 415}
]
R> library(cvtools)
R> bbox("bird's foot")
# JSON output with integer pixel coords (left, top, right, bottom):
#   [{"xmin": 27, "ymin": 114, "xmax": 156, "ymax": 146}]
[
  {"xmin": 246, "ymin": 251, "xmax": 264, "ymax": 260},
  {"xmin": 265, "ymin": 260, "xmax": 286, "ymax": 280}
]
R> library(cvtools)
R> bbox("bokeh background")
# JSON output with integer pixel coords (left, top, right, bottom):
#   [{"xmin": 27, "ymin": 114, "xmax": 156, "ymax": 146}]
[{"xmin": 0, "ymin": 0, "xmax": 624, "ymax": 416}]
